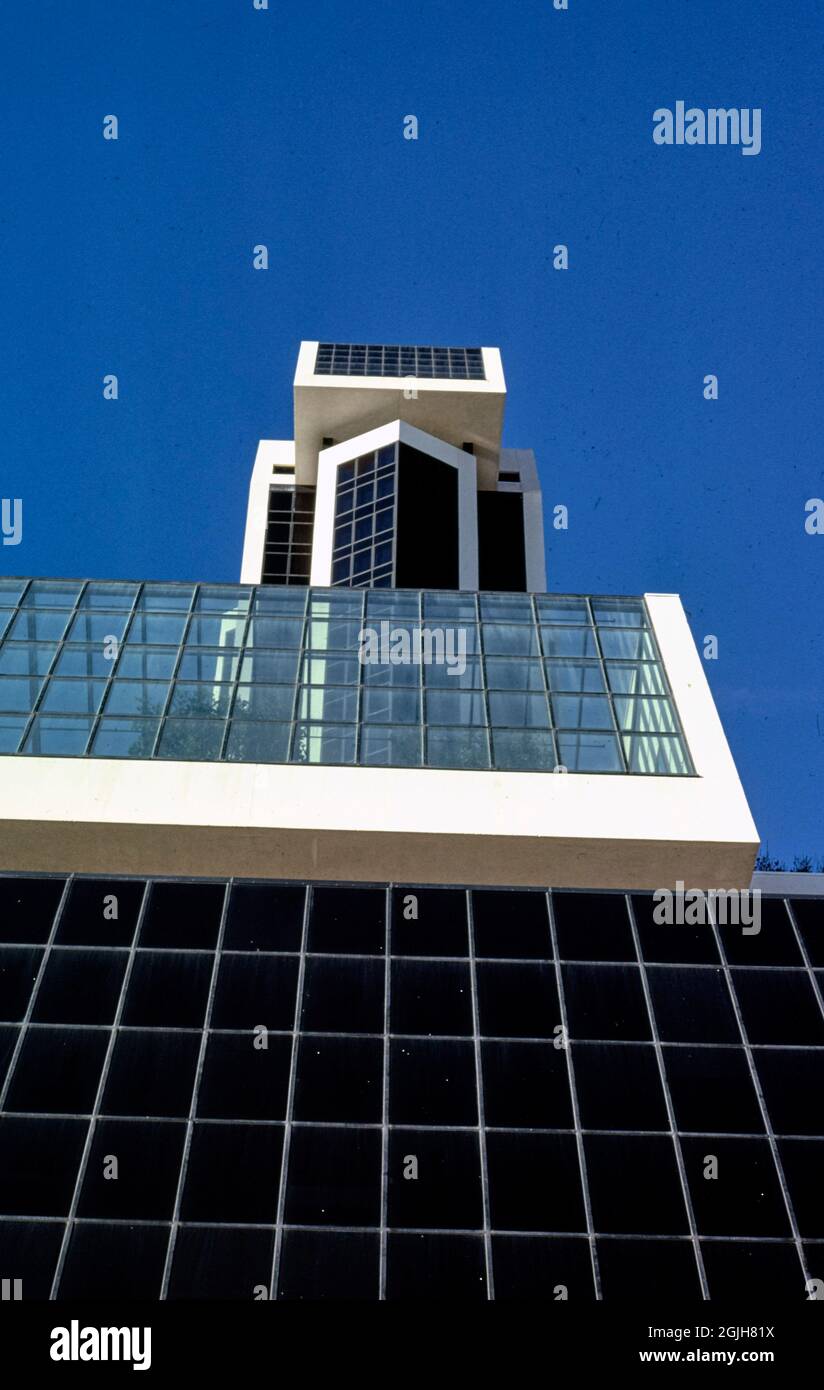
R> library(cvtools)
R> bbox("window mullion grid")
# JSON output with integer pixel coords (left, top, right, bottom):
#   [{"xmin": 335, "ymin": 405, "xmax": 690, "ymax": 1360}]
[
  {"xmin": 286, "ymin": 490, "xmax": 296, "ymax": 585},
  {"xmin": 378, "ymin": 885, "xmax": 391, "ymax": 1298},
  {"xmin": 642, "ymin": 598, "xmax": 695, "ymax": 774},
  {"xmin": 216, "ymin": 592, "xmax": 255, "ymax": 761},
  {"xmin": 625, "ymin": 893, "xmax": 711, "ymax": 1298},
  {"xmin": 158, "ymin": 878, "xmax": 232, "ymax": 1299},
  {"xmin": 289, "ymin": 588, "xmax": 313, "ymax": 762},
  {"xmin": 785, "ymin": 898, "xmax": 824, "ymax": 1026},
  {"xmin": 589, "ymin": 598, "xmax": 628, "ymax": 773},
  {"xmin": 149, "ymin": 585, "xmax": 200, "ymax": 758},
  {"xmin": 4, "ymin": 579, "xmax": 31, "ymax": 746},
  {"xmin": 416, "ymin": 589, "xmax": 424, "ymax": 765},
  {"xmin": 351, "ymin": 588, "xmax": 365, "ymax": 763},
  {"xmin": 0, "ymin": 578, "xmax": 29, "ymax": 673},
  {"xmin": 389, "ymin": 445, "xmax": 398, "ymax": 586},
  {"xmin": 84, "ymin": 581, "xmax": 144, "ymax": 754},
  {"xmin": 0, "ymin": 876, "xmax": 73, "ymax": 1117},
  {"xmin": 368, "ymin": 475, "xmax": 378, "ymax": 587},
  {"xmin": 466, "ymin": 888, "xmax": 494, "ymax": 1299},
  {"xmin": 13, "ymin": 578, "xmax": 32, "ymax": 608},
  {"xmin": 49, "ymin": 876, "xmax": 151, "ymax": 1298},
  {"xmin": 17, "ymin": 582, "xmax": 88, "ymax": 755},
  {"xmin": 476, "ymin": 600, "xmax": 492, "ymax": 767},
  {"xmin": 546, "ymin": 889, "xmax": 602, "ymax": 1299},
  {"xmin": 705, "ymin": 897, "xmax": 812, "ymax": 1290},
  {"xmin": 531, "ymin": 592, "xmax": 559, "ymax": 769},
  {"xmin": 468, "ymin": 593, "xmax": 490, "ymax": 769},
  {"xmin": 288, "ymin": 585, "xmax": 309, "ymax": 736},
  {"xmin": 354, "ymin": 598, "xmax": 368, "ymax": 765},
  {"xmin": 268, "ymin": 882, "xmax": 312, "ymax": 1299}
]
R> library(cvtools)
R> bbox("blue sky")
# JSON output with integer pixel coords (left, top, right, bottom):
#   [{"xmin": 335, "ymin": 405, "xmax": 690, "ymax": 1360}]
[{"xmin": 1, "ymin": 0, "xmax": 822, "ymax": 860}]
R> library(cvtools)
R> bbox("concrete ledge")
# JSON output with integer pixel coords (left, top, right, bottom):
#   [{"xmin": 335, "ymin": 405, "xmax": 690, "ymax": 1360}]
[{"xmin": 0, "ymin": 820, "xmax": 756, "ymax": 890}]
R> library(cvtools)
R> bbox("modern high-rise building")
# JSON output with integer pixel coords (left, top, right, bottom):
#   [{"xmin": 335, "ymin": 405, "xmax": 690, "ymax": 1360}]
[
  {"xmin": 241, "ymin": 343, "xmax": 545, "ymax": 595},
  {"xmin": 0, "ymin": 344, "xmax": 821, "ymax": 1302}
]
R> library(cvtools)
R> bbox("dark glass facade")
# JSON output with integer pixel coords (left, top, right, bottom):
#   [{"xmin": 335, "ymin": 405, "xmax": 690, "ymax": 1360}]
[{"xmin": 0, "ymin": 876, "xmax": 821, "ymax": 1300}]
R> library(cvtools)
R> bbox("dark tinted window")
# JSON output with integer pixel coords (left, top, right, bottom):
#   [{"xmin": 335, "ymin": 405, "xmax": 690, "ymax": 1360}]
[
  {"xmin": 140, "ymin": 882, "xmax": 225, "ymax": 950},
  {"xmin": 308, "ymin": 886, "xmax": 385, "ymax": 954},
  {"xmin": 386, "ymin": 1233, "xmax": 486, "ymax": 1300},
  {"xmin": 472, "ymin": 890, "xmax": 552, "ymax": 959},
  {"xmin": 57, "ymin": 878, "xmax": 145, "ymax": 947},
  {"xmin": 573, "ymin": 1042, "xmax": 668, "ymax": 1130},
  {"xmin": 584, "ymin": 1134, "xmax": 688, "ymax": 1235},
  {"xmin": 293, "ymin": 1035, "xmax": 383, "ymax": 1123},
  {"xmin": 181, "ymin": 1121, "xmax": 284, "ymax": 1223},
  {"xmin": 680, "ymin": 1136, "xmax": 789, "ymax": 1237},
  {"xmin": 732, "ymin": 969, "xmax": 824, "ymax": 1045},
  {"xmin": 562, "ymin": 964, "xmax": 651, "ymax": 1042},
  {"xmin": 646, "ymin": 966, "xmax": 738, "ymax": 1044},
  {"xmin": 170, "ymin": 1226, "xmax": 275, "ymax": 1300},
  {"xmin": 597, "ymin": 1238, "xmax": 702, "ymax": 1298},
  {"xmin": 477, "ymin": 962, "xmax": 559, "ymax": 1039},
  {"xmin": 553, "ymin": 892, "xmax": 634, "ymax": 962},
  {"xmin": 6, "ymin": 1027, "xmax": 108, "ymax": 1114},
  {"xmin": 664, "ymin": 1045, "xmax": 764, "ymax": 1134},
  {"xmin": 78, "ymin": 1119, "xmax": 186, "ymax": 1220},
  {"xmin": 632, "ymin": 893, "xmax": 719, "ymax": 964},
  {"xmin": 285, "ymin": 1126, "xmax": 380, "ymax": 1227},
  {"xmin": 102, "ymin": 1030, "xmax": 200, "ymax": 1118},
  {"xmin": 32, "ymin": 950, "xmax": 127, "ymax": 1025},
  {"xmin": 388, "ymin": 1129, "xmax": 483, "ymax": 1230},
  {"xmin": 223, "ymin": 883, "xmax": 305, "ymax": 951},
  {"xmin": 277, "ymin": 1230, "xmax": 379, "ymax": 1300},
  {"xmin": 391, "ymin": 887, "xmax": 469, "ymax": 956},
  {"xmin": 60, "ymin": 1223, "xmax": 169, "ymax": 1299},
  {"xmin": 0, "ymin": 877, "xmax": 65, "ymax": 943},
  {"xmin": 391, "ymin": 959, "xmax": 472, "ymax": 1036}
]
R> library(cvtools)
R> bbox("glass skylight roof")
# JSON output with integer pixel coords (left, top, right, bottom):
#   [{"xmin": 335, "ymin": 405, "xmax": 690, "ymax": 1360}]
[{"xmin": 0, "ymin": 580, "xmax": 692, "ymax": 775}]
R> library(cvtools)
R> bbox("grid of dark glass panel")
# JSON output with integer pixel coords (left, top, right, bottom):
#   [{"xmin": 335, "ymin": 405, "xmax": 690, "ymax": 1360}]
[
  {"xmin": 0, "ymin": 580, "xmax": 692, "ymax": 773},
  {"xmin": 314, "ymin": 344, "xmax": 486, "ymax": 380},
  {"xmin": 0, "ymin": 876, "xmax": 821, "ymax": 1300},
  {"xmin": 262, "ymin": 487, "xmax": 315, "ymax": 586},
  {"xmin": 331, "ymin": 446, "xmax": 397, "ymax": 589}
]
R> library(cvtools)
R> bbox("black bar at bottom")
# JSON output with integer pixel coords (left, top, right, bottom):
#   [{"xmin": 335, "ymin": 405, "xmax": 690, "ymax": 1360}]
[{"xmin": 0, "ymin": 1301, "xmax": 821, "ymax": 1378}]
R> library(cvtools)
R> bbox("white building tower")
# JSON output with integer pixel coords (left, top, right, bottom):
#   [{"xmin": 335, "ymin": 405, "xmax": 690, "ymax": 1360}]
[{"xmin": 241, "ymin": 342, "xmax": 546, "ymax": 593}]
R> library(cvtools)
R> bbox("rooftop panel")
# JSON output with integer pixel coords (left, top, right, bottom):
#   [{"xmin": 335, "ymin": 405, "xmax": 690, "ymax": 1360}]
[{"xmin": 314, "ymin": 344, "xmax": 486, "ymax": 380}]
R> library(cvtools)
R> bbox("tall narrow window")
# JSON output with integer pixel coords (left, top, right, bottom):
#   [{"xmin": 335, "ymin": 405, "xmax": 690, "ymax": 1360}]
[
  {"xmin": 331, "ymin": 446, "xmax": 397, "ymax": 589},
  {"xmin": 262, "ymin": 488, "xmax": 315, "ymax": 586}
]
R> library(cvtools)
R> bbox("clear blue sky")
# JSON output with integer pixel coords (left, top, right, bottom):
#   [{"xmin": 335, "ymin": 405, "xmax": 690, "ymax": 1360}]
[{"xmin": 1, "ymin": 0, "xmax": 822, "ymax": 861}]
